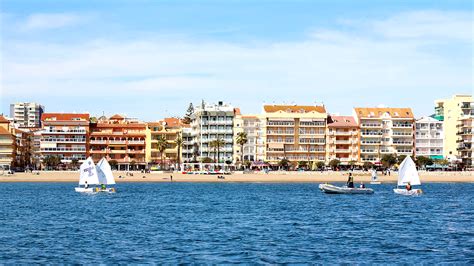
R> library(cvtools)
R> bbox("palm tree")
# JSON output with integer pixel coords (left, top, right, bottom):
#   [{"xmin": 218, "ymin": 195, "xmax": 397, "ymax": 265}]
[
  {"xmin": 174, "ymin": 135, "xmax": 183, "ymax": 170},
  {"xmin": 209, "ymin": 140, "xmax": 218, "ymax": 163},
  {"xmin": 215, "ymin": 138, "xmax": 225, "ymax": 165},
  {"xmin": 156, "ymin": 135, "xmax": 168, "ymax": 170},
  {"xmin": 236, "ymin": 132, "xmax": 248, "ymax": 169}
]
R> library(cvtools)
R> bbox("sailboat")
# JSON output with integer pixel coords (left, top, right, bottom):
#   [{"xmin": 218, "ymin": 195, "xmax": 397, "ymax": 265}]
[
  {"xmin": 96, "ymin": 157, "xmax": 116, "ymax": 193},
  {"xmin": 393, "ymin": 156, "xmax": 423, "ymax": 196},
  {"xmin": 75, "ymin": 157, "xmax": 116, "ymax": 193},
  {"xmin": 370, "ymin": 168, "xmax": 381, "ymax": 184},
  {"xmin": 75, "ymin": 157, "xmax": 100, "ymax": 193}
]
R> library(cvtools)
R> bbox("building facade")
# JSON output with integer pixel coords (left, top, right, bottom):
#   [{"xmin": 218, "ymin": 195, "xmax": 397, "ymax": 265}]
[
  {"xmin": 262, "ymin": 105, "xmax": 327, "ymax": 164},
  {"xmin": 233, "ymin": 114, "xmax": 265, "ymax": 164},
  {"xmin": 181, "ymin": 126, "xmax": 195, "ymax": 164},
  {"xmin": 10, "ymin": 102, "xmax": 45, "ymax": 128},
  {"xmin": 435, "ymin": 94, "xmax": 473, "ymax": 157},
  {"xmin": 457, "ymin": 111, "xmax": 474, "ymax": 169},
  {"xmin": 326, "ymin": 115, "xmax": 360, "ymax": 165},
  {"xmin": 354, "ymin": 107, "xmax": 414, "ymax": 163},
  {"xmin": 0, "ymin": 116, "xmax": 15, "ymax": 169},
  {"xmin": 146, "ymin": 118, "xmax": 182, "ymax": 170},
  {"xmin": 415, "ymin": 116, "xmax": 443, "ymax": 159},
  {"xmin": 191, "ymin": 101, "xmax": 235, "ymax": 165},
  {"xmin": 40, "ymin": 113, "xmax": 89, "ymax": 165},
  {"xmin": 89, "ymin": 115, "xmax": 146, "ymax": 170}
]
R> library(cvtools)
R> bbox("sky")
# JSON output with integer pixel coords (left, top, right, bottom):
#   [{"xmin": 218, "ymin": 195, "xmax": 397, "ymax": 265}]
[{"xmin": 0, "ymin": 0, "xmax": 472, "ymax": 121}]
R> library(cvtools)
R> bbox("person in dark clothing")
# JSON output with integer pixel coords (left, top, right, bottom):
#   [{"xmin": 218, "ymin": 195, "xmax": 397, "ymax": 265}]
[
  {"xmin": 347, "ymin": 173, "xmax": 354, "ymax": 188},
  {"xmin": 406, "ymin": 182, "xmax": 412, "ymax": 191}
]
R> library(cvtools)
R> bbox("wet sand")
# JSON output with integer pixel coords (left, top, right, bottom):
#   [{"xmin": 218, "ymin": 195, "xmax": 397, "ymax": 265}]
[{"xmin": 0, "ymin": 171, "xmax": 473, "ymax": 183}]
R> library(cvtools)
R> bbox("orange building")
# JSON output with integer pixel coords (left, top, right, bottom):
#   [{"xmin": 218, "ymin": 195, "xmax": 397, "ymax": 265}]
[
  {"xmin": 0, "ymin": 115, "xmax": 15, "ymax": 170},
  {"xmin": 326, "ymin": 115, "xmax": 360, "ymax": 166},
  {"xmin": 40, "ymin": 113, "xmax": 89, "ymax": 165},
  {"xmin": 89, "ymin": 114, "xmax": 146, "ymax": 170}
]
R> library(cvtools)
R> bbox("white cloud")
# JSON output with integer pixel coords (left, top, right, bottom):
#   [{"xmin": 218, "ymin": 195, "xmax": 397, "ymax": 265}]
[
  {"xmin": 1, "ymin": 10, "xmax": 472, "ymax": 119},
  {"xmin": 20, "ymin": 13, "xmax": 84, "ymax": 31}
]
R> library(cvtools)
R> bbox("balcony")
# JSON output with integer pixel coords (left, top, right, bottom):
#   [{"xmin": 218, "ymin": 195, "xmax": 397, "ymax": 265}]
[
  {"xmin": 128, "ymin": 140, "xmax": 145, "ymax": 145},
  {"xmin": 361, "ymin": 149, "xmax": 378, "ymax": 154},
  {"xmin": 42, "ymin": 138, "xmax": 86, "ymax": 143},
  {"xmin": 361, "ymin": 132, "xmax": 382, "ymax": 136},
  {"xmin": 393, "ymin": 123, "xmax": 413, "ymax": 128},
  {"xmin": 397, "ymin": 149, "xmax": 413, "ymax": 154},
  {"xmin": 40, "ymin": 147, "xmax": 86, "ymax": 153},
  {"xmin": 361, "ymin": 123, "xmax": 382, "ymax": 128},
  {"xmin": 43, "ymin": 129, "xmax": 86, "ymax": 134}
]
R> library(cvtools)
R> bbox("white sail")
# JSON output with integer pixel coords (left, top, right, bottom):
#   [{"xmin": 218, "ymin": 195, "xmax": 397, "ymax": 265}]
[
  {"xmin": 96, "ymin": 158, "xmax": 116, "ymax": 185},
  {"xmin": 397, "ymin": 156, "xmax": 421, "ymax": 186},
  {"xmin": 79, "ymin": 157, "xmax": 100, "ymax": 185}
]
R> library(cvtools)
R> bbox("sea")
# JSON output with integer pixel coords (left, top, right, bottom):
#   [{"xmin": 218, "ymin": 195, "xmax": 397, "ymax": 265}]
[{"xmin": 0, "ymin": 182, "xmax": 473, "ymax": 264}]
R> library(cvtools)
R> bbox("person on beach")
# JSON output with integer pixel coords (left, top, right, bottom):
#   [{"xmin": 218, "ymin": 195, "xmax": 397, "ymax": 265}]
[
  {"xmin": 406, "ymin": 182, "xmax": 412, "ymax": 191},
  {"xmin": 170, "ymin": 175, "xmax": 173, "ymax": 181},
  {"xmin": 347, "ymin": 173, "xmax": 354, "ymax": 188}
]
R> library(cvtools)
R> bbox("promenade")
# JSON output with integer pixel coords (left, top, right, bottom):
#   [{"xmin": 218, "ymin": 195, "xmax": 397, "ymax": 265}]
[{"xmin": 1, "ymin": 171, "xmax": 473, "ymax": 183}]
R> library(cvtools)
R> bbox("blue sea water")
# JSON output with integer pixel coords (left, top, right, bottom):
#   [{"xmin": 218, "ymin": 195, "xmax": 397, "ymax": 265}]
[{"xmin": 0, "ymin": 182, "xmax": 473, "ymax": 264}]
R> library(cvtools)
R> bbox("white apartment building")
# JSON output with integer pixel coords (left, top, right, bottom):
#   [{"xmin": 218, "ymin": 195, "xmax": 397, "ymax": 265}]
[
  {"xmin": 415, "ymin": 116, "xmax": 443, "ymax": 160},
  {"xmin": 181, "ymin": 127, "xmax": 195, "ymax": 163},
  {"xmin": 233, "ymin": 114, "xmax": 265, "ymax": 164},
  {"xmin": 354, "ymin": 107, "xmax": 415, "ymax": 163},
  {"xmin": 191, "ymin": 101, "xmax": 236, "ymax": 165},
  {"xmin": 457, "ymin": 101, "xmax": 473, "ymax": 168},
  {"xmin": 10, "ymin": 102, "xmax": 45, "ymax": 128}
]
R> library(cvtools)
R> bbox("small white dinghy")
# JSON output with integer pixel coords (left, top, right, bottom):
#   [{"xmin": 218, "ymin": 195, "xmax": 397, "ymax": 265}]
[
  {"xmin": 75, "ymin": 157, "xmax": 116, "ymax": 193},
  {"xmin": 393, "ymin": 156, "xmax": 422, "ymax": 196},
  {"xmin": 319, "ymin": 184, "xmax": 374, "ymax": 194},
  {"xmin": 75, "ymin": 157, "xmax": 100, "ymax": 193},
  {"xmin": 370, "ymin": 169, "xmax": 381, "ymax": 184}
]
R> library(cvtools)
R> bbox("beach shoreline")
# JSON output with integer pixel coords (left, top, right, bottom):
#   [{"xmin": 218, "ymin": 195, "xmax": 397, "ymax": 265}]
[{"xmin": 1, "ymin": 171, "xmax": 473, "ymax": 183}]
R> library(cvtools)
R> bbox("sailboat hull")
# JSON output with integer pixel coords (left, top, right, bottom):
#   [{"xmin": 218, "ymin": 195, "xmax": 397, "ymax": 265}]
[
  {"xmin": 75, "ymin": 187, "xmax": 116, "ymax": 193},
  {"xmin": 393, "ymin": 188, "xmax": 422, "ymax": 196}
]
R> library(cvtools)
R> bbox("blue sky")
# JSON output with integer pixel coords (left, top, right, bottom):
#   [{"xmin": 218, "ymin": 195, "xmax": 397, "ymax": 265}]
[{"xmin": 1, "ymin": 0, "xmax": 472, "ymax": 120}]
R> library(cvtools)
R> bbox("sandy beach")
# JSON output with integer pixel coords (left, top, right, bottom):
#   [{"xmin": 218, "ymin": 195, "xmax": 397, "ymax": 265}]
[{"xmin": 0, "ymin": 171, "xmax": 473, "ymax": 183}]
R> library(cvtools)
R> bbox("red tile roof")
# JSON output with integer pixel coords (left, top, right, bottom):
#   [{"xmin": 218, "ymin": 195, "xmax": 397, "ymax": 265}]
[
  {"xmin": 354, "ymin": 108, "xmax": 414, "ymax": 118},
  {"xmin": 234, "ymin": 108, "xmax": 241, "ymax": 115},
  {"xmin": 264, "ymin": 105, "xmax": 326, "ymax": 114},
  {"xmin": 42, "ymin": 113, "xmax": 90, "ymax": 121},
  {"xmin": 328, "ymin": 116, "xmax": 358, "ymax": 128},
  {"xmin": 0, "ymin": 116, "xmax": 9, "ymax": 123},
  {"xmin": 110, "ymin": 114, "xmax": 125, "ymax": 120}
]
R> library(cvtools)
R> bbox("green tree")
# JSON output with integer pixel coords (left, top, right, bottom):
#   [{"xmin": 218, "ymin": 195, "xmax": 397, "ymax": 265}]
[
  {"xmin": 156, "ymin": 135, "xmax": 168, "ymax": 170},
  {"xmin": 363, "ymin": 161, "xmax": 374, "ymax": 170},
  {"xmin": 298, "ymin": 161, "xmax": 308, "ymax": 169},
  {"xmin": 71, "ymin": 158, "xmax": 79, "ymax": 170},
  {"xmin": 434, "ymin": 158, "xmax": 449, "ymax": 166},
  {"xmin": 43, "ymin": 155, "xmax": 61, "ymax": 170},
  {"xmin": 278, "ymin": 158, "xmax": 290, "ymax": 170},
  {"xmin": 416, "ymin": 156, "xmax": 433, "ymax": 168},
  {"xmin": 109, "ymin": 159, "xmax": 118, "ymax": 170},
  {"xmin": 329, "ymin": 159, "xmax": 341, "ymax": 170},
  {"xmin": 381, "ymin": 154, "xmax": 397, "ymax": 168},
  {"xmin": 236, "ymin": 132, "xmax": 248, "ymax": 168},
  {"xmin": 316, "ymin": 161, "xmax": 325, "ymax": 170},
  {"xmin": 209, "ymin": 140, "xmax": 218, "ymax": 163},
  {"xmin": 201, "ymin": 157, "xmax": 213, "ymax": 163},
  {"xmin": 397, "ymin": 155, "xmax": 407, "ymax": 164},
  {"xmin": 210, "ymin": 138, "xmax": 225, "ymax": 164},
  {"xmin": 174, "ymin": 135, "xmax": 183, "ymax": 170},
  {"xmin": 182, "ymin": 103, "xmax": 194, "ymax": 124}
]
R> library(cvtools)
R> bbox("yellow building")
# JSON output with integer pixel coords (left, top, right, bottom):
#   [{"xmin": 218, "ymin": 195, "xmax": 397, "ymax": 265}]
[
  {"xmin": 435, "ymin": 94, "xmax": 473, "ymax": 158},
  {"xmin": 0, "ymin": 116, "xmax": 16, "ymax": 170},
  {"xmin": 233, "ymin": 112, "xmax": 265, "ymax": 164},
  {"xmin": 262, "ymin": 105, "xmax": 327, "ymax": 165},
  {"xmin": 146, "ymin": 118, "xmax": 182, "ymax": 170},
  {"xmin": 354, "ymin": 107, "xmax": 414, "ymax": 163}
]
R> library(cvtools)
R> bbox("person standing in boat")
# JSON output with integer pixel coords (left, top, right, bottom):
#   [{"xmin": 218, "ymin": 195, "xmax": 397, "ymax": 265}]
[
  {"xmin": 406, "ymin": 182, "xmax": 412, "ymax": 191},
  {"xmin": 84, "ymin": 181, "xmax": 89, "ymax": 189},
  {"xmin": 347, "ymin": 173, "xmax": 354, "ymax": 188}
]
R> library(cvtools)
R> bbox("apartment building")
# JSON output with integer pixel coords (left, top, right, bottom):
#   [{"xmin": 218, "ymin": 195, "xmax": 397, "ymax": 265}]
[
  {"xmin": 146, "ymin": 117, "xmax": 182, "ymax": 170},
  {"xmin": 191, "ymin": 101, "xmax": 235, "ymax": 165},
  {"xmin": 40, "ymin": 113, "xmax": 89, "ymax": 164},
  {"xmin": 354, "ymin": 107, "xmax": 414, "ymax": 163},
  {"xmin": 457, "ymin": 101, "xmax": 473, "ymax": 168},
  {"xmin": 415, "ymin": 116, "xmax": 443, "ymax": 159},
  {"xmin": 233, "ymin": 114, "xmax": 265, "ymax": 164},
  {"xmin": 10, "ymin": 102, "xmax": 45, "ymax": 128},
  {"xmin": 0, "ymin": 116, "xmax": 15, "ymax": 169},
  {"xmin": 262, "ymin": 105, "xmax": 327, "ymax": 164},
  {"xmin": 326, "ymin": 115, "xmax": 359, "ymax": 165},
  {"xmin": 181, "ymin": 126, "xmax": 195, "ymax": 164},
  {"xmin": 435, "ymin": 94, "xmax": 473, "ymax": 157},
  {"xmin": 89, "ymin": 114, "xmax": 146, "ymax": 170}
]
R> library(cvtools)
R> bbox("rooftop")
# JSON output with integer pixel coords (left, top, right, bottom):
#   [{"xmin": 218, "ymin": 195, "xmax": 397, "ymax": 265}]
[
  {"xmin": 41, "ymin": 113, "xmax": 90, "ymax": 122},
  {"xmin": 354, "ymin": 107, "xmax": 414, "ymax": 119},
  {"xmin": 263, "ymin": 105, "xmax": 326, "ymax": 114},
  {"xmin": 328, "ymin": 116, "xmax": 358, "ymax": 127}
]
